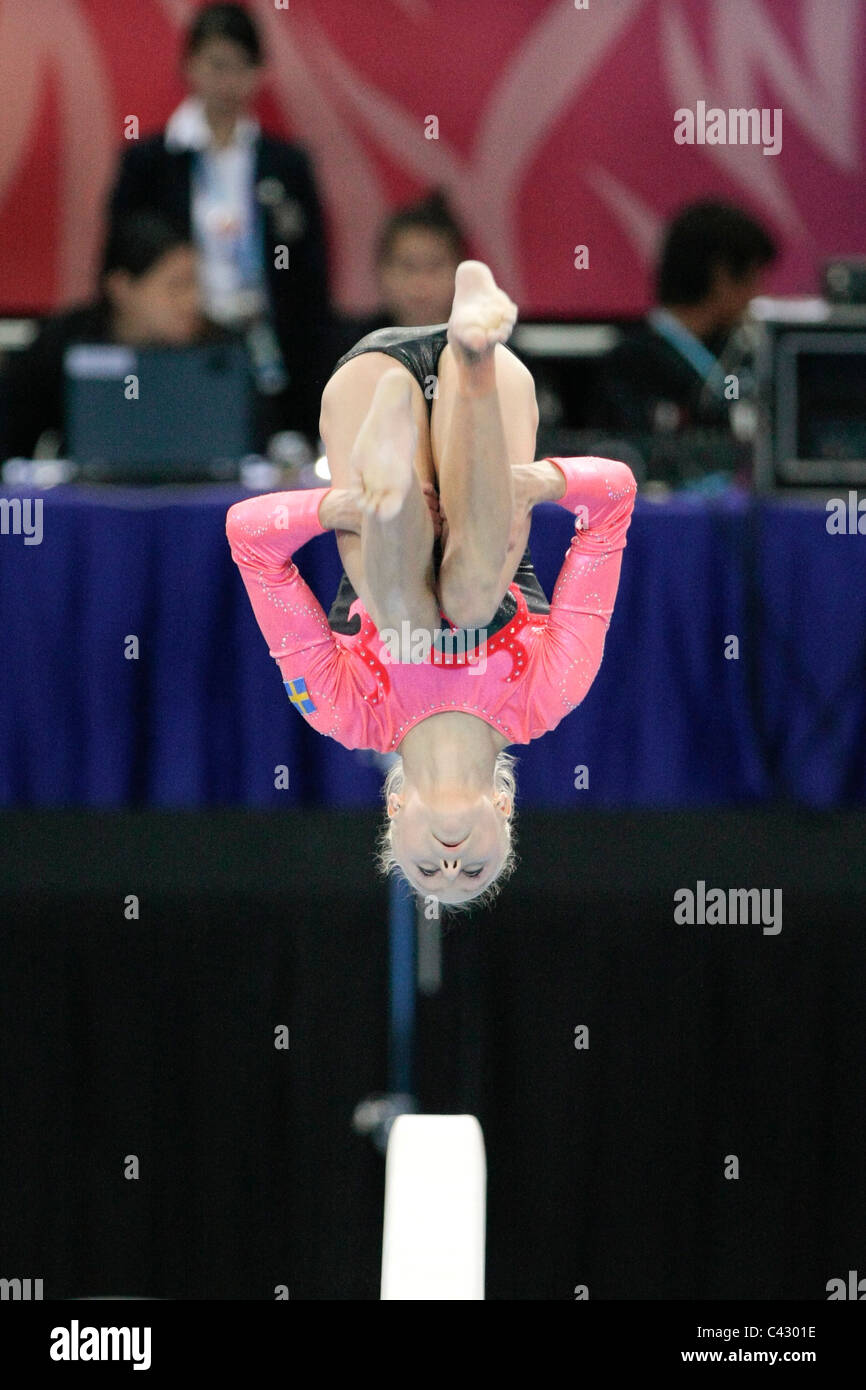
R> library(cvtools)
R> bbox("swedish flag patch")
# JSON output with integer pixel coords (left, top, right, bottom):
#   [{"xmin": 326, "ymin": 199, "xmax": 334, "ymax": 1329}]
[{"xmin": 284, "ymin": 676, "xmax": 316, "ymax": 714}]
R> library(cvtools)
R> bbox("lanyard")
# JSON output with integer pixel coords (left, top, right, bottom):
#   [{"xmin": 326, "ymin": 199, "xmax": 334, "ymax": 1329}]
[{"xmin": 648, "ymin": 308, "xmax": 720, "ymax": 383}]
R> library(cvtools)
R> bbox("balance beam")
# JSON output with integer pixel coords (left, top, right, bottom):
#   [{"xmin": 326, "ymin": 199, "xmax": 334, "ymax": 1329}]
[{"xmin": 380, "ymin": 1114, "xmax": 486, "ymax": 1300}]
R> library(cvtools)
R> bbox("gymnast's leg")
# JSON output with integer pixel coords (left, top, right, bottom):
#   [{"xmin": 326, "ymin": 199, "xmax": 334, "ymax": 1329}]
[
  {"xmin": 318, "ymin": 354, "xmax": 440, "ymax": 640},
  {"xmin": 431, "ymin": 261, "xmax": 539, "ymax": 631}
]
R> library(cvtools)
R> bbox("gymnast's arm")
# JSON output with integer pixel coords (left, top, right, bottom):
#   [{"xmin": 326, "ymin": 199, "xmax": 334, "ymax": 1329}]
[
  {"xmin": 225, "ymin": 486, "xmax": 360, "ymax": 671},
  {"xmin": 530, "ymin": 455, "xmax": 638, "ymax": 700}
]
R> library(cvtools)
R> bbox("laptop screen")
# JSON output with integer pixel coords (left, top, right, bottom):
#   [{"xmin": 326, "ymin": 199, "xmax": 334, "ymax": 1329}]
[{"xmin": 64, "ymin": 340, "xmax": 254, "ymax": 478}]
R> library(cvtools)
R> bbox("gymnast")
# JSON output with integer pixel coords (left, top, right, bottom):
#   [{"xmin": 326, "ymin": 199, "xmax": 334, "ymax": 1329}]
[{"xmin": 226, "ymin": 261, "xmax": 637, "ymax": 910}]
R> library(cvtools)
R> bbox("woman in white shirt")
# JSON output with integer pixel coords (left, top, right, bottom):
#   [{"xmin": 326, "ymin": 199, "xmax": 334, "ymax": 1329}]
[{"xmin": 108, "ymin": 3, "xmax": 332, "ymax": 445}]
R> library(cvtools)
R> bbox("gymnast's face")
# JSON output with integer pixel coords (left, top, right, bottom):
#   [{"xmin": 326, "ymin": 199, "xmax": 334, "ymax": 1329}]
[{"xmin": 388, "ymin": 783, "xmax": 511, "ymax": 904}]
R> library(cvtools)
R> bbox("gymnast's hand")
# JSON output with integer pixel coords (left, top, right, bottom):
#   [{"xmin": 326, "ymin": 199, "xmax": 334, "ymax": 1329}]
[
  {"xmin": 327, "ymin": 464, "xmax": 561, "ymax": 545},
  {"xmin": 505, "ymin": 463, "xmax": 543, "ymax": 557},
  {"xmin": 318, "ymin": 486, "xmax": 365, "ymax": 534},
  {"xmin": 508, "ymin": 461, "xmax": 567, "ymax": 552},
  {"xmin": 321, "ymin": 484, "xmax": 448, "ymax": 544},
  {"xmin": 422, "ymin": 463, "xmax": 559, "ymax": 559},
  {"xmin": 422, "ymin": 483, "xmax": 448, "ymax": 546}
]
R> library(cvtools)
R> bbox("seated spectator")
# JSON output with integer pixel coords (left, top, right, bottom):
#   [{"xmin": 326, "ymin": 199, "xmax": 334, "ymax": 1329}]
[
  {"xmin": 594, "ymin": 200, "xmax": 777, "ymax": 439},
  {"xmin": 330, "ymin": 190, "xmax": 467, "ymax": 360},
  {"xmin": 0, "ymin": 211, "xmax": 222, "ymax": 461},
  {"xmin": 107, "ymin": 1, "xmax": 330, "ymax": 446}
]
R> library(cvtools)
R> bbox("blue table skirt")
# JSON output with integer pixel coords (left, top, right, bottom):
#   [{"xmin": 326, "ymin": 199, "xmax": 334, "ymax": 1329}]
[{"xmin": 1, "ymin": 484, "xmax": 864, "ymax": 808}]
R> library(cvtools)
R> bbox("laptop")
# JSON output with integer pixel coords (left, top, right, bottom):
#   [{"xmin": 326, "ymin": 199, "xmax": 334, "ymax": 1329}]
[{"xmin": 64, "ymin": 340, "xmax": 255, "ymax": 482}]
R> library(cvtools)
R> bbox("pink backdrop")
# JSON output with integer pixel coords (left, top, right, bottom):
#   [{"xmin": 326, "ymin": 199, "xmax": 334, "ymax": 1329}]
[{"xmin": 0, "ymin": 0, "xmax": 863, "ymax": 316}]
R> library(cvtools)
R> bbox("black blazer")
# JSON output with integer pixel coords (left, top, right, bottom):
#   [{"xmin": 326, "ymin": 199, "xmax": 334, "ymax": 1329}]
[
  {"xmin": 593, "ymin": 321, "xmax": 732, "ymax": 434},
  {"xmin": 108, "ymin": 132, "xmax": 332, "ymax": 439}
]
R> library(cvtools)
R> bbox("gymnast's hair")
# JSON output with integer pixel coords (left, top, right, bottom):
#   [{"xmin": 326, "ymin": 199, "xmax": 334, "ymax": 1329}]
[{"xmin": 375, "ymin": 750, "xmax": 519, "ymax": 917}]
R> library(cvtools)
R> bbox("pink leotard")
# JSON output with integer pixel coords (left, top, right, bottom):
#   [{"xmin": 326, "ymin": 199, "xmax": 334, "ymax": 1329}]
[{"xmin": 226, "ymin": 456, "xmax": 637, "ymax": 752}]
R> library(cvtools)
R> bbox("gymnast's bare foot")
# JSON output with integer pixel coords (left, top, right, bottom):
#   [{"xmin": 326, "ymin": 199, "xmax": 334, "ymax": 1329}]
[
  {"xmin": 348, "ymin": 367, "xmax": 418, "ymax": 521},
  {"xmin": 447, "ymin": 260, "xmax": 518, "ymax": 390}
]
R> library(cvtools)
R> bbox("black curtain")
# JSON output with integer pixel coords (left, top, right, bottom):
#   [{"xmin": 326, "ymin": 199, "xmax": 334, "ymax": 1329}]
[{"xmin": 1, "ymin": 809, "xmax": 864, "ymax": 1300}]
